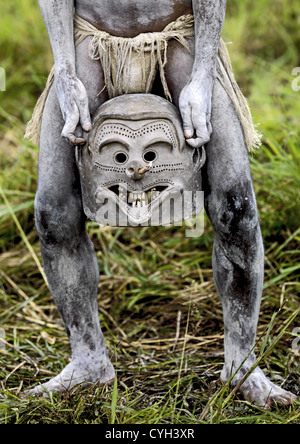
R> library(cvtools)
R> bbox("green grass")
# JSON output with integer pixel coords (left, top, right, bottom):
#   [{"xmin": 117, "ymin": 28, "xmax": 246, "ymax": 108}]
[{"xmin": 0, "ymin": 0, "xmax": 299, "ymax": 424}]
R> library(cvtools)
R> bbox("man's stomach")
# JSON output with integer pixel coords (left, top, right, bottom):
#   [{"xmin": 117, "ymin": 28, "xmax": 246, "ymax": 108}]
[{"xmin": 75, "ymin": 0, "xmax": 193, "ymax": 37}]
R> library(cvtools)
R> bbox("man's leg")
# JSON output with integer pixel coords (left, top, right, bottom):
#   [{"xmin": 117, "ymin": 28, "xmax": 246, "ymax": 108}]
[
  {"xmin": 165, "ymin": 40, "xmax": 296, "ymax": 408},
  {"xmin": 24, "ymin": 39, "xmax": 115, "ymax": 396},
  {"xmin": 204, "ymin": 80, "xmax": 296, "ymax": 407}
]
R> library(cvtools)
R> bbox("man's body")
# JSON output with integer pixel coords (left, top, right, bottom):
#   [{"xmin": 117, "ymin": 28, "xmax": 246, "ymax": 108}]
[{"xmin": 26, "ymin": 0, "xmax": 297, "ymax": 408}]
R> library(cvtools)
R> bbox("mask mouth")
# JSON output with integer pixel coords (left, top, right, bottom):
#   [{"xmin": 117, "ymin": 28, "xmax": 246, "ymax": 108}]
[
  {"xmin": 109, "ymin": 184, "xmax": 169, "ymax": 208},
  {"xmin": 94, "ymin": 181, "xmax": 201, "ymax": 226}
]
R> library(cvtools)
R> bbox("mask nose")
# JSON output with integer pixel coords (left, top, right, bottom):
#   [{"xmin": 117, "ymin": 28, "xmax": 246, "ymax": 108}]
[{"xmin": 126, "ymin": 161, "xmax": 151, "ymax": 180}]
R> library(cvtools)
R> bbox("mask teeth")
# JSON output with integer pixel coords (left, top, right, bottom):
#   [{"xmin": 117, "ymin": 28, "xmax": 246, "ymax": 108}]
[
  {"xmin": 135, "ymin": 193, "xmax": 143, "ymax": 208},
  {"xmin": 141, "ymin": 192, "xmax": 147, "ymax": 207},
  {"xmin": 118, "ymin": 186, "xmax": 127, "ymax": 202},
  {"xmin": 118, "ymin": 187, "xmax": 162, "ymax": 207},
  {"xmin": 149, "ymin": 188, "xmax": 161, "ymax": 202}
]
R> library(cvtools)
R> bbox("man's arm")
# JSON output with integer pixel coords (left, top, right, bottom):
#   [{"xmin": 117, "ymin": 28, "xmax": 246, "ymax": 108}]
[
  {"xmin": 38, "ymin": 0, "xmax": 91, "ymax": 145},
  {"xmin": 179, "ymin": 0, "xmax": 227, "ymax": 148}
]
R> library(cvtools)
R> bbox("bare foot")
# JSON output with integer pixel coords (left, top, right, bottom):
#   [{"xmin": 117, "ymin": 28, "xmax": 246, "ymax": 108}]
[
  {"xmin": 235, "ymin": 367, "xmax": 297, "ymax": 410},
  {"xmin": 22, "ymin": 357, "xmax": 115, "ymax": 398}
]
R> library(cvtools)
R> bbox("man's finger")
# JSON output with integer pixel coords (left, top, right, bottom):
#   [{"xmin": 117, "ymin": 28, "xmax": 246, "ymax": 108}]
[
  {"xmin": 185, "ymin": 120, "xmax": 211, "ymax": 148},
  {"xmin": 76, "ymin": 95, "xmax": 92, "ymax": 132},
  {"xmin": 179, "ymin": 101, "xmax": 194, "ymax": 139},
  {"xmin": 185, "ymin": 126, "xmax": 211, "ymax": 148},
  {"xmin": 191, "ymin": 102, "xmax": 213, "ymax": 145},
  {"xmin": 63, "ymin": 133, "xmax": 86, "ymax": 146},
  {"xmin": 186, "ymin": 135, "xmax": 210, "ymax": 148},
  {"xmin": 61, "ymin": 106, "xmax": 86, "ymax": 146}
]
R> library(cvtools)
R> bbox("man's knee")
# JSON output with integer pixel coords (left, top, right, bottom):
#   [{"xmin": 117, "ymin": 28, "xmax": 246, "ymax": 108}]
[
  {"xmin": 207, "ymin": 178, "xmax": 263, "ymax": 250},
  {"xmin": 34, "ymin": 193, "xmax": 85, "ymax": 246},
  {"xmin": 210, "ymin": 180, "xmax": 264, "ymax": 300}
]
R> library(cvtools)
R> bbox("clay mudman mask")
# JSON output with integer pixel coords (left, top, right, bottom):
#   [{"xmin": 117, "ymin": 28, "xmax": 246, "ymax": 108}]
[{"xmin": 76, "ymin": 94, "xmax": 206, "ymax": 227}]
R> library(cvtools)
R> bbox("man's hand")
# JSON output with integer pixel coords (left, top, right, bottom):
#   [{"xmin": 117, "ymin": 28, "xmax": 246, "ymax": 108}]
[
  {"xmin": 55, "ymin": 66, "xmax": 92, "ymax": 146},
  {"xmin": 38, "ymin": 0, "xmax": 89, "ymax": 145},
  {"xmin": 179, "ymin": 77, "xmax": 213, "ymax": 148},
  {"xmin": 181, "ymin": 0, "xmax": 226, "ymax": 148}
]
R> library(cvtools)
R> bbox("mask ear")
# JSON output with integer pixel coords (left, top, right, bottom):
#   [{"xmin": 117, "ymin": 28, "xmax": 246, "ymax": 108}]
[{"xmin": 193, "ymin": 146, "xmax": 206, "ymax": 172}]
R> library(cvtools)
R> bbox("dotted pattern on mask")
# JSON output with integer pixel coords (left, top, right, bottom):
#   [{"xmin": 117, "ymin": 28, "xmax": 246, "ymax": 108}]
[
  {"xmin": 92, "ymin": 121, "xmax": 185, "ymax": 174},
  {"xmin": 94, "ymin": 121, "xmax": 178, "ymax": 150}
]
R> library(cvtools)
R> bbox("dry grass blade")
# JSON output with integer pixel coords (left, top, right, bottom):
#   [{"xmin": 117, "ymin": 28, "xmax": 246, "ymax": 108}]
[{"xmin": 0, "ymin": 185, "xmax": 48, "ymax": 287}]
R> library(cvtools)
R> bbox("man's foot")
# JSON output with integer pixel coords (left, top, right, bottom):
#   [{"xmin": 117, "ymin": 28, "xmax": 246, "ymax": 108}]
[
  {"xmin": 233, "ymin": 367, "xmax": 297, "ymax": 410},
  {"xmin": 22, "ymin": 358, "xmax": 115, "ymax": 398}
]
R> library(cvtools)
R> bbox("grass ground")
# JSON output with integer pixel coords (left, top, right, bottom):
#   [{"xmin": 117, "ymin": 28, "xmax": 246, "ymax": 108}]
[{"xmin": 0, "ymin": 0, "xmax": 299, "ymax": 424}]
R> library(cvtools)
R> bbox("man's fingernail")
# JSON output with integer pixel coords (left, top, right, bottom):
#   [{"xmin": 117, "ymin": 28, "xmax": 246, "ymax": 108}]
[
  {"xmin": 75, "ymin": 138, "xmax": 86, "ymax": 146},
  {"xmin": 83, "ymin": 123, "xmax": 91, "ymax": 132}
]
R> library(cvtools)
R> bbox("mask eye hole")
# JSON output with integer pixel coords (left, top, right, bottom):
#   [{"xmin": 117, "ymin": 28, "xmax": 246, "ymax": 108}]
[
  {"xmin": 114, "ymin": 151, "xmax": 128, "ymax": 164},
  {"xmin": 143, "ymin": 150, "xmax": 157, "ymax": 163}
]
